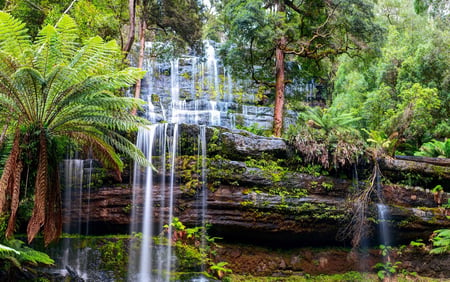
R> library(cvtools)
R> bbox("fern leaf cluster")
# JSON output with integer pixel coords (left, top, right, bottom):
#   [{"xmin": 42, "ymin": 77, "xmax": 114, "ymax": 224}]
[{"xmin": 0, "ymin": 12, "xmax": 149, "ymax": 245}]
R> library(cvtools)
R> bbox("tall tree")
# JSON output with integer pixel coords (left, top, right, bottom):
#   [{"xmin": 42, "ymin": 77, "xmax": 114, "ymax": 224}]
[
  {"xmin": 0, "ymin": 12, "xmax": 149, "ymax": 245},
  {"xmin": 222, "ymin": 0, "xmax": 383, "ymax": 136}
]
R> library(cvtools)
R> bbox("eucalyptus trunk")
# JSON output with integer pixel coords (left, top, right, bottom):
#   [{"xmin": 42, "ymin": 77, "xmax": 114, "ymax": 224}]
[
  {"xmin": 123, "ymin": 0, "xmax": 136, "ymax": 55},
  {"xmin": 273, "ymin": 0, "xmax": 287, "ymax": 137},
  {"xmin": 131, "ymin": 19, "xmax": 147, "ymax": 115}
]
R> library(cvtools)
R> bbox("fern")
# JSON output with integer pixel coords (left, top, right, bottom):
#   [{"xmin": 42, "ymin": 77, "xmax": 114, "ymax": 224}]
[
  {"xmin": 430, "ymin": 229, "xmax": 450, "ymax": 254},
  {"xmin": 0, "ymin": 12, "xmax": 149, "ymax": 244},
  {"xmin": 0, "ymin": 12, "xmax": 32, "ymax": 62},
  {"xmin": 0, "ymin": 239, "xmax": 54, "ymax": 270},
  {"xmin": 414, "ymin": 139, "xmax": 450, "ymax": 158}
]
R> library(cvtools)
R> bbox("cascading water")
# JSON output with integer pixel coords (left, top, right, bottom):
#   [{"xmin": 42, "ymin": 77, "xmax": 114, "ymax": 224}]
[
  {"xmin": 376, "ymin": 203, "xmax": 392, "ymax": 248},
  {"xmin": 52, "ymin": 159, "xmax": 89, "ymax": 279},
  {"xmin": 128, "ymin": 40, "xmax": 288, "ymax": 280}
]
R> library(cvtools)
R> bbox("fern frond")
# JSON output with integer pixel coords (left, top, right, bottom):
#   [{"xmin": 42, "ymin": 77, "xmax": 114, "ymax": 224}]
[
  {"xmin": 54, "ymin": 14, "xmax": 79, "ymax": 59},
  {"xmin": 0, "ymin": 12, "xmax": 31, "ymax": 62},
  {"xmin": 0, "ymin": 244, "xmax": 20, "ymax": 256}
]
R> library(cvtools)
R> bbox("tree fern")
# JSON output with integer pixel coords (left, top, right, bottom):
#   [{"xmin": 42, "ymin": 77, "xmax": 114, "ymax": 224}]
[{"xmin": 0, "ymin": 13, "xmax": 149, "ymax": 244}]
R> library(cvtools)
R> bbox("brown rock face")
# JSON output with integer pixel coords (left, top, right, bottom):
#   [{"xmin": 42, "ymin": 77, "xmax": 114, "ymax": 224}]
[{"xmin": 63, "ymin": 177, "xmax": 449, "ymax": 247}]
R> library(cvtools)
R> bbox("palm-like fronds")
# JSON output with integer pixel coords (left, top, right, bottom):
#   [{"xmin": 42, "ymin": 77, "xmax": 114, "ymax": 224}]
[
  {"xmin": 1, "ymin": 239, "xmax": 54, "ymax": 266},
  {"xmin": 0, "ymin": 13, "xmax": 149, "ymax": 245},
  {"xmin": 292, "ymin": 107, "xmax": 364, "ymax": 169},
  {"xmin": 0, "ymin": 12, "xmax": 31, "ymax": 62},
  {"xmin": 299, "ymin": 107, "xmax": 361, "ymax": 134},
  {"xmin": 414, "ymin": 139, "xmax": 450, "ymax": 158}
]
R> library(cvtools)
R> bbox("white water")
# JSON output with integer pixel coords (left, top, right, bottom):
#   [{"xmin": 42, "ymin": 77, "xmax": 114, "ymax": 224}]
[
  {"xmin": 377, "ymin": 203, "xmax": 392, "ymax": 247},
  {"xmin": 60, "ymin": 159, "xmax": 88, "ymax": 280}
]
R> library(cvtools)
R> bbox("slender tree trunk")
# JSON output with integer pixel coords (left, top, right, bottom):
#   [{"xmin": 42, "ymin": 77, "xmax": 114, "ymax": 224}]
[
  {"xmin": 131, "ymin": 19, "xmax": 147, "ymax": 115},
  {"xmin": 272, "ymin": 0, "xmax": 286, "ymax": 137},
  {"xmin": 0, "ymin": 128, "xmax": 21, "ymax": 213},
  {"xmin": 123, "ymin": 0, "xmax": 136, "ymax": 55},
  {"xmin": 27, "ymin": 130, "xmax": 49, "ymax": 244}
]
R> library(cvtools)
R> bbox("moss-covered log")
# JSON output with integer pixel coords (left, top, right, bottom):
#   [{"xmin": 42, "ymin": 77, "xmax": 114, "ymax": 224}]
[
  {"xmin": 378, "ymin": 157, "xmax": 450, "ymax": 180},
  {"xmin": 394, "ymin": 155, "xmax": 450, "ymax": 167}
]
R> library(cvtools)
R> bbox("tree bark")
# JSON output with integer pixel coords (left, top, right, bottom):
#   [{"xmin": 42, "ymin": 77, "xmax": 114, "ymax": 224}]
[
  {"xmin": 27, "ymin": 130, "xmax": 49, "ymax": 244},
  {"xmin": 131, "ymin": 19, "xmax": 146, "ymax": 115},
  {"xmin": 272, "ymin": 0, "xmax": 286, "ymax": 137},
  {"xmin": 122, "ymin": 0, "xmax": 136, "ymax": 55},
  {"xmin": 378, "ymin": 157, "xmax": 450, "ymax": 180}
]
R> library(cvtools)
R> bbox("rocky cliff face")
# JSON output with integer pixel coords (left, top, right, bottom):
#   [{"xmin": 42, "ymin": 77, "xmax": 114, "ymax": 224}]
[
  {"xmin": 62, "ymin": 124, "xmax": 450, "ymax": 278},
  {"xmin": 64, "ymin": 125, "xmax": 450, "ymax": 247}
]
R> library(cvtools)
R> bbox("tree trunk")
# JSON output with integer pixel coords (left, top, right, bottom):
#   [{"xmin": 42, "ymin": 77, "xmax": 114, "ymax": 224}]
[
  {"xmin": 394, "ymin": 155, "xmax": 450, "ymax": 167},
  {"xmin": 122, "ymin": 0, "xmax": 136, "ymax": 55},
  {"xmin": 378, "ymin": 157, "xmax": 450, "ymax": 180},
  {"xmin": 131, "ymin": 19, "xmax": 147, "ymax": 115},
  {"xmin": 27, "ymin": 130, "xmax": 49, "ymax": 244},
  {"xmin": 272, "ymin": 0, "xmax": 286, "ymax": 137}
]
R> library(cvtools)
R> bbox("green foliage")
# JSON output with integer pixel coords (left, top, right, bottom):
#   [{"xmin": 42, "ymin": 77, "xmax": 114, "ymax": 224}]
[
  {"xmin": 430, "ymin": 229, "xmax": 450, "ymax": 254},
  {"xmin": 414, "ymin": 139, "xmax": 450, "ymax": 158},
  {"xmin": 332, "ymin": 0, "xmax": 449, "ymax": 150},
  {"xmin": 99, "ymin": 238, "xmax": 128, "ymax": 278},
  {"xmin": 235, "ymin": 123, "xmax": 271, "ymax": 137},
  {"xmin": 210, "ymin": 261, "xmax": 232, "ymax": 279},
  {"xmin": 245, "ymin": 156, "xmax": 288, "ymax": 182},
  {"xmin": 374, "ymin": 261, "xmax": 401, "ymax": 280},
  {"xmin": 363, "ymin": 129, "xmax": 397, "ymax": 157},
  {"xmin": 289, "ymin": 107, "xmax": 365, "ymax": 169},
  {"xmin": 221, "ymin": 0, "xmax": 383, "ymax": 81},
  {"xmin": 0, "ymin": 238, "xmax": 54, "ymax": 275},
  {"xmin": 0, "ymin": 12, "xmax": 150, "ymax": 243},
  {"xmin": 163, "ymin": 217, "xmax": 230, "ymax": 279},
  {"xmin": 374, "ymin": 245, "xmax": 402, "ymax": 280},
  {"xmin": 409, "ymin": 239, "xmax": 426, "ymax": 249}
]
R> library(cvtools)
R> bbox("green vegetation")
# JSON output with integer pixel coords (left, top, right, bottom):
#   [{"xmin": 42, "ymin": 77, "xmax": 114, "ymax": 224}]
[
  {"xmin": 430, "ymin": 229, "xmax": 450, "ymax": 254},
  {"xmin": 99, "ymin": 238, "xmax": 128, "ymax": 278},
  {"xmin": 414, "ymin": 139, "xmax": 450, "ymax": 158},
  {"xmin": 0, "ymin": 12, "xmax": 149, "ymax": 245},
  {"xmin": 225, "ymin": 272, "xmax": 435, "ymax": 282},
  {"xmin": 0, "ymin": 239, "xmax": 54, "ymax": 276},
  {"xmin": 163, "ymin": 217, "xmax": 231, "ymax": 279},
  {"xmin": 289, "ymin": 107, "xmax": 365, "ymax": 170}
]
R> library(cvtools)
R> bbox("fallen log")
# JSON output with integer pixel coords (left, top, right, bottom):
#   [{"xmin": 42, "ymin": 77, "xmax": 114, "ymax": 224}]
[
  {"xmin": 395, "ymin": 155, "xmax": 450, "ymax": 167},
  {"xmin": 378, "ymin": 157, "xmax": 450, "ymax": 180}
]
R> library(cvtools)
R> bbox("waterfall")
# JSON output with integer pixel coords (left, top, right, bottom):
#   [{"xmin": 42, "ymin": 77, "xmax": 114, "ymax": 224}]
[
  {"xmin": 58, "ymin": 159, "xmax": 89, "ymax": 280},
  {"xmin": 199, "ymin": 125, "xmax": 208, "ymax": 271},
  {"xmin": 377, "ymin": 203, "xmax": 392, "ymax": 248},
  {"xmin": 128, "ymin": 41, "xmax": 273, "ymax": 280}
]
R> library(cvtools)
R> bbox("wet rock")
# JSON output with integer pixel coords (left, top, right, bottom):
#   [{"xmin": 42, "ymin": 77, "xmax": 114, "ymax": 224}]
[{"xmin": 220, "ymin": 130, "xmax": 287, "ymax": 160}]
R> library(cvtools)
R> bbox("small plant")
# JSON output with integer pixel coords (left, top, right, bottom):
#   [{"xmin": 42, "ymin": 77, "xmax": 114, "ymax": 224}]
[
  {"xmin": 209, "ymin": 261, "xmax": 232, "ymax": 279},
  {"xmin": 430, "ymin": 229, "xmax": 450, "ymax": 254},
  {"xmin": 374, "ymin": 245, "xmax": 402, "ymax": 281},
  {"xmin": 409, "ymin": 239, "xmax": 426, "ymax": 249},
  {"xmin": 374, "ymin": 261, "xmax": 401, "ymax": 280},
  {"xmin": 442, "ymin": 199, "xmax": 450, "ymax": 209},
  {"xmin": 432, "ymin": 185, "xmax": 444, "ymax": 206}
]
